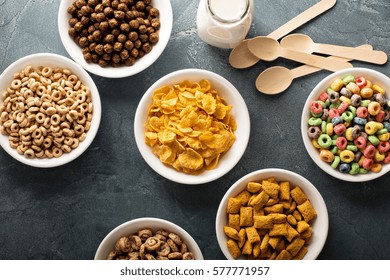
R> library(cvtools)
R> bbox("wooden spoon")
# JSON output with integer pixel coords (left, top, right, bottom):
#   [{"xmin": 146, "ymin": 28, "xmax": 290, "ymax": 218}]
[
  {"xmin": 255, "ymin": 44, "xmax": 372, "ymax": 95},
  {"xmin": 229, "ymin": 0, "xmax": 337, "ymax": 69},
  {"xmin": 247, "ymin": 36, "xmax": 352, "ymax": 72},
  {"xmin": 280, "ymin": 33, "xmax": 388, "ymax": 64}
]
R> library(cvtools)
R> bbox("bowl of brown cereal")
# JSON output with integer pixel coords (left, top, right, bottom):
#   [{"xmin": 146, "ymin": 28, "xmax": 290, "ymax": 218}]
[
  {"xmin": 0, "ymin": 53, "xmax": 101, "ymax": 168},
  {"xmin": 58, "ymin": 0, "xmax": 173, "ymax": 78},
  {"xmin": 94, "ymin": 217, "xmax": 204, "ymax": 260},
  {"xmin": 215, "ymin": 168, "xmax": 328, "ymax": 260},
  {"xmin": 134, "ymin": 68, "xmax": 250, "ymax": 184}
]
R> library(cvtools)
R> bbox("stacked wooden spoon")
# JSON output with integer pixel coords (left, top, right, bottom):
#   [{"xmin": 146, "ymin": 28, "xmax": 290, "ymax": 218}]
[{"xmin": 229, "ymin": 0, "xmax": 388, "ymax": 95}]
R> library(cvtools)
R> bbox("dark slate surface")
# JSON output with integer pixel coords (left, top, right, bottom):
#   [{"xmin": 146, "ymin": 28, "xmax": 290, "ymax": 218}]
[{"xmin": 0, "ymin": 0, "xmax": 389, "ymax": 260}]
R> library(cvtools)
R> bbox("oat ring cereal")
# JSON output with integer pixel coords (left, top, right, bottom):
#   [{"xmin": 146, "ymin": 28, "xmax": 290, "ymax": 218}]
[
  {"xmin": 0, "ymin": 65, "xmax": 93, "ymax": 159},
  {"xmin": 144, "ymin": 79, "xmax": 237, "ymax": 174}
]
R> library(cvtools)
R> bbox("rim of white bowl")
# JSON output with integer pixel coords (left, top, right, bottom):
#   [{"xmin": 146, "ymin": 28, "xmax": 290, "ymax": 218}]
[
  {"xmin": 301, "ymin": 67, "xmax": 390, "ymax": 182},
  {"xmin": 58, "ymin": 0, "xmax": 173, "ymax": 78},
  {"xmin": 94, "ymin": 217, "xmax": 204, "ymax": 260},
  {"xmin": 0, "ymin": 53, "xmax": 101, "ymax": 168},
  {"xmin": 215, "ymin": 168, "xmax": 329, "ymax": 260},
  {"xmin": 134, "ymin": 68, "xmax": 251, "ymax": 185}
]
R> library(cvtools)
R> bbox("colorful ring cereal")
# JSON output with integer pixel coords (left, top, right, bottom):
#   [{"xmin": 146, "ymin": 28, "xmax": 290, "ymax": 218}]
[{"xmin": 306, "ymin": 73, "xmax": 390, "ymax": 176}]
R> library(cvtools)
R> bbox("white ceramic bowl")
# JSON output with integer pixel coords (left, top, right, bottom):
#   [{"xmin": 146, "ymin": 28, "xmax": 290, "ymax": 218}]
[
  {"xmin": 134, "ymin": 68, "xmax": 250, "ymax": 185},
  {"xmin": 301, "ymin": 68, "xmax": 390, "ymax": 182},
  {"xmin": 216, "ymin": 168, "xmax": 329, "ymax": 260},
  {"xmin": 0, "ymin": 53, "xmax": 101, "ymax": 168},
  {"xmin": 95, "ymin": 217, "xmax": 204, "ymax": 260},
  {"xmin": 58, "ymin": 0, "xmax": 173, "ymax": 78}
]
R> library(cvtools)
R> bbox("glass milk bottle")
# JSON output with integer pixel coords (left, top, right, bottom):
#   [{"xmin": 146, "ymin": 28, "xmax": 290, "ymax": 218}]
[{"xmin": 196, "ymin": 0, "xmax": 254, "ymax": 49}]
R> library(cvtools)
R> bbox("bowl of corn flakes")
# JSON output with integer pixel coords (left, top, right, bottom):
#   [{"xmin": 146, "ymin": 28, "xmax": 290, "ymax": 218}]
[
  {"xmin": 94, "ymin": 217, "xmax": 204, "ymax": 260},
  {"xmin": 215, "ymin": 168, "xmax": 328, "ymax": 260},
  {"xmin": 301, "ymin": 68, "xmax": 390, "ymax": 182},
  {"xmin": 0, "ymin": 53, "xmax": 101, "ymax": 168},
  {"xmin": 134, "ymin": 68, "xmax": 250, "ymax": 184}
]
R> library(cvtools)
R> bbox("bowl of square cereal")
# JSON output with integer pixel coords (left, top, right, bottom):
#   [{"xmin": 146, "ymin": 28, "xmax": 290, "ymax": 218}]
[
  {"xmin": 0, "ymin": 53, "xmax": 101, "ymax": 168},
  {"xmin": 215, "ymin": 168, "xmax": 328, "ymax": 260},
  {"xmin": 134, "ymin": 68, "xmax": 250, "ymax": 184},
  {"xmin": 94, "ymin": 217, "xmax": 204, "ymax": 260},
  {"xmin": 302, "ymin": 68, "xmax": 390, "ymax": 182},
  {"xmin": 58, "ymin": 0, "xmax": 173, "ymax": 78}
]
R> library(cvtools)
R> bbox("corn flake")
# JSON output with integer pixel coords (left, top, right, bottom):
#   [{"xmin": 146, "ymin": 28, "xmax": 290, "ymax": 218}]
[{"xmin": 145, "ymin": 79, "xmax": 237, "ymax": 174}]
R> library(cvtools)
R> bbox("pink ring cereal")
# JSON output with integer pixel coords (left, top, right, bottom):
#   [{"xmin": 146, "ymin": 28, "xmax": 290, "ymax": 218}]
[
  {"xmin": 356, "ymin": 107, "xmax": 368, "ymax": 118},
  {"xmin": 336, "ymin": 137, "xmax": 347, "ymax": 150},
  {"xmin": 310, "ymin": 101, "xmax": 323, "ymax": 114},
  {"xmin": 307, "ymin": 74, "xmax": 390, "ymax": 175}
]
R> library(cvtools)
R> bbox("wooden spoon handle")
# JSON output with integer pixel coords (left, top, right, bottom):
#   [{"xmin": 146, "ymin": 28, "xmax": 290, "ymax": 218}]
[
  {"xmin": 281, "ymin": 48, "xmax": 352, "ymax": 72},
  {"xmin": 290, "ymin": 44, "xmax": 373, "ymax": 78},
  {"xmin": 314, "ymin": 43, "xmax": 388, "ymax": 64},
  {"xmin": 268, "ymin": 0, "xmax": 337, "ymax": 40}
]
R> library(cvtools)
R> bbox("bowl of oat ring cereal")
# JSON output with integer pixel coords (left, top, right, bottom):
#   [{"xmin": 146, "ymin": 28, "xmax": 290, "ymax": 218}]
[
  {"xmin": 215, "ymin": 168, "xmax": 328, "ymax": 260},
  {"xmin": 0, "ymin": 53, "xmax": 101, "ymax": 168},
  {"xmin": 94, "ymin": 217, "xmax": 204, "ymax": 260},
  {"xmin": 58, "ymin": 0, "xmax": 173, "ymax": 78},
  {"xmin": 134, "ymin": 68, "xmax": 250, "ymax": 185}
]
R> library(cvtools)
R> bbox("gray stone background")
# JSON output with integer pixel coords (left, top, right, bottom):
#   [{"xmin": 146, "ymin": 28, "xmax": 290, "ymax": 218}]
[{"xmin": 0, "ymin": 0, "xmax": 389, "ymax": 260}]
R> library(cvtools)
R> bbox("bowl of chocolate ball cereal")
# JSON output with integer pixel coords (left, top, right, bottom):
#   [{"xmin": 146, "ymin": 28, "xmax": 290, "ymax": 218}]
[
  {"xmin": 302, "ymin": 68, "xmax": 390, "ymax": 182},
  {"xmin": 94, "ymin": 217, "xmax": 204, "ymax": 260},
  {"xmin": 215, "ymin": 168, "xmax": 329, "ymax": 260},
  {"xmin": 58, "ymin": 0, "xmax": 173, "ymax": 78},
  {"xmin": 0, "ymin": 53, "xmax": 101, "ymax": 168}
]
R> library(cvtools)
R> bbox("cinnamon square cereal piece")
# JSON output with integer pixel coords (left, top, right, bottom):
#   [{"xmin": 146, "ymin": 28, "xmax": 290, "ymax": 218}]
[
  {"xmin": 286, "ymin": 237, "xmax": 305, "ymax": 257},
  {"xmin": 300, "ymin": 227, "xmax": 313, "ymax": 240},
  {"xmin": 240, "ymin": 206, "xmax": 253, "ymax": 226},
  {"xmin": 223, "ymin": 226, "xmax": 239, "ymax": 240},
  {"xmin": 296, "ymin": 220, "xmax": 310, "ymax": 233},
  {"xmin": 269, "ymin": 223, "xmax": 288, "ymax": 237},
  {"xmin": 279, "ymin": 181, "xmax": 290, "ymax": 200},
  {"xmin": 264, "ymin": 204, "xmax": 284, "ymax": 214},
  {"xmin": 238, "ymin": 228, "xmax": 246, "ymax": 248},
  {"xmin": 286, "ymin": 223, "xmax": 300, "ymax": 242},
  {"xmin": 268, "ymin": 213, "xmax": 287, "ymax": 224},
  {"xmin": 226, "ymin": 239, "xmax": 241, "ymax": 259},
  {"xmin": 253, "ymin": 215, "xmax": 273, "ymax": 229},
  {"xmin": 235, "ymin": 190, "xmax": 251, "ymax": 206},
  {"xmin": 265, "ymin": 198, "xmax": 279, "ymax": 206},
  {"xmin": 275, "ymin": 249, "xmax": 292, "ymax": 260},
  {"xmin": 253, "ymin": 207, "xmax": 265, "ymax": 216},
  {"xmin": 275, "ymin": 238, "xmax": 286, "ymax": 253},
  {"xmin": 246, "ymin": 182, "xmax": 262, "ymax": 193},
  {"xmin": 242, "ymin": 239, "xmax": 253, "ymax": 255},
  {"xmin": 261, "ymin": 180, "xmax": 280, "ymax": 199},
  {"xmin": 227, "ymin": 197, "xmax": 241, "ymax": 214},
  {"xmin": 269, "ymin": 251, "xmax": 278, "ymax": 260},
  {"xmin": 292, "ymin": 246, "xmax": 308, "ymax": 260},
  {"xmin": 297, "ymin": 200, "xmax": 317, "ymax": 222},
  {"xmin": 268, "ymin": 236, "xmax": 281, "ymax": 249},
  {"xmin": 260, "ymin": 233, "xmax": 270, "ymax": 252},
  {"xmin": 228, "ymin": 214, "xmax": 240, "ymax": 232},
  {"xmin": 290, "ymin": 186, "xmax": 308, "ymax": 205},
  {"xmin": 293, "ymin": 209, "xmax": 302, "ymax": 221},
  {"xmin": 249, "ymin": 191, "xmax": 269, "ymax": 209},
  {"xmin": 252, "ymin": 241, "xmax": 261, "ymax": 257},
  {"xmin": 246, "ymin": 226, "xmax": 261, "ymax": 243}
]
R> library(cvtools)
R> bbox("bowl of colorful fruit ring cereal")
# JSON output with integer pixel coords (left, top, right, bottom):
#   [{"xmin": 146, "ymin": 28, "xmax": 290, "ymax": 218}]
[
  {"xmin": 302, "ymin": 68, "xmax": 390, "ymax": 182},
  {"xmin": 215, "ymin": 168, "xmax": 328, "ymax": 260},
  {"xmin": 94, "ymin": 217, "xmax": 204, "ymax": 260},
  {"xmin": 0, "ymin": 53, "xmax": 101, "ymax": 168},
  {"xmin": 134, "ymin": 68, "xmax": 250, "ymax": 185}
]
